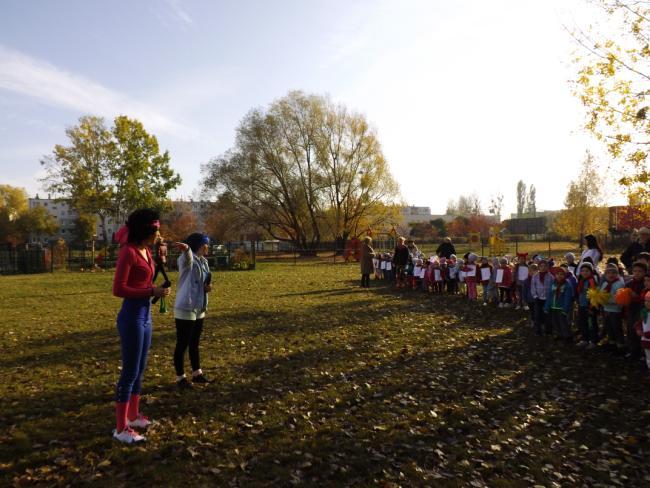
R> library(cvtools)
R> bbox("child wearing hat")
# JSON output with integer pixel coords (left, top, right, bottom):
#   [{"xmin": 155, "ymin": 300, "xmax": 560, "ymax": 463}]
[
  {"xmin": 531, "ymin": 259, "xmax": 554, "ymax": 335},
  {"xmin": 496, "ymin": 257, "xmax": 513, "ymax": 308},
  {"xmin": 575, "ymin": 262, "xmax": 600, "ymax": 348},
  {"xmin": 514, "ymin": 253, "xmax": 529, "ymax": 310},
  {"xmin": 600, "ymin": 263, "xmax": 626, "ymax": 352},
  {"xmin": 544, "ymin": 267, "xmax": 575, "ymax": 343},
  {"xmin": 625, "ymin": 261, "xmax": 648, "ymax": 361},
  {"xmin": 634, "ymin": 291, "xmax": 650, "ymax": 378}
]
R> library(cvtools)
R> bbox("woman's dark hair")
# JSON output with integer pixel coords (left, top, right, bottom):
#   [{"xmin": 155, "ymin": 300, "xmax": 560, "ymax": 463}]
[
  {"xmin": 126, "ymin": 208, "xmax": 160, "ymax": 244},
  {"xmin": 584, "ymin": 234, "xmax": 603, "ymax": 257},
  {"xmin": 185, "ymin": 232, "xmax": 209, "ymax": 253}
]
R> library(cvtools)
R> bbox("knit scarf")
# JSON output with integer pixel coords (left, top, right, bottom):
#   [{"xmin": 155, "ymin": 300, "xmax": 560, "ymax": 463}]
[
  {"xmin": 554, "ymin": 280, "xmax": 565, "ymax": 300},
  {"xmin": 604, "ymin": 279, "xmax": 618, "ymax": 293},
  {"xmin": 576, "ymin": 276, "xmax": 596, "ymax": 295}
]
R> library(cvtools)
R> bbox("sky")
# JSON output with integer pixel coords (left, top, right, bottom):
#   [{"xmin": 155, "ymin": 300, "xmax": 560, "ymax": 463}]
[{"xmin": 0, "ymin": 0, "xmax": 618, "ymax": 216}]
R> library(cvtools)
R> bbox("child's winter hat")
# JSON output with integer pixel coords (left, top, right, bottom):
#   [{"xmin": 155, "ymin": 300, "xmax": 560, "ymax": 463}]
[
  {"xmin": 439, "ymin": 257, "xmax": 447, "ymax": 265},
  {"xmin": 450, "ymin": 254, "xmax": 457, "ymax": 260},
  {"xmin": 579, "ymin": 262, "xmax": 594, "ymax": 272},
  {"xmin": 468, "ymin": 252, "xmax": 478, "ymax": 263},
  {"xmin": 516, "ymin": 252, "xmax": 528, "ymax": 259},
  {"xmin": 565, "ymin": 252, "xmax": 576, "ymax": 261},
  {"xmin": 605, "ymin": 263, "xmax": 619, "ymax": 274},
  {"xmin": 499, "ymin": 257, "xmax": 509, "ymax": 265}
]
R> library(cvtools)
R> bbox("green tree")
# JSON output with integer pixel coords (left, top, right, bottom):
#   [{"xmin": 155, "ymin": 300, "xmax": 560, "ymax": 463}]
[
  {"xmin": 526, "ymin": 185, "xmax": 537, "ymax": 217},
  {"xmin": 202, "ymin": 91, "xmax": 399, "ymax": 251},
  {"xmin": 571, "ymin": 0, "xmax": 650, "ymax": 207},
  {"xmin": 516, "ymin": 180, "xmax": 527, "ymax": 218},
  {"xmin": 0, "ymin": 185, "xmax": 58, "ymax": 245},
  {"xmin": 430, "ymin": 218, "xmax": 448, "ymax": 237},
  {"xmin": 72, "ymin": 213, "xmax": 97, "ymax": 243},
  {"xmin": 41, "ymin": 115, "xmax": 181, "ymax": 242},
  {"xmin": 552, "ymin": 151, "xmax": 608, "ymax": 241}
]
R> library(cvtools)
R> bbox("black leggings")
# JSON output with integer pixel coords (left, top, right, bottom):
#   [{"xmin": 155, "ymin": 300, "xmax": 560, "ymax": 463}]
[
  {"xmin": 153, "ymin": 262, "xmax": 169, "ymax": 284},
  {"xmin": 174, "ymin": 318, "xmax": 204, "ymax": 376},
  {"xmin": 361, "ymin": 274, "xmax": 370, "ymax": 288}
]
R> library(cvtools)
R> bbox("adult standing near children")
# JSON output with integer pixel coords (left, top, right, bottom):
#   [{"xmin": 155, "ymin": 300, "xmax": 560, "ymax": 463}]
[
  {"xmin": 621, "ymin": 227, "xmax": 650, "ymax": 272},
  {"xmin": 173, "ymin": 233, "xmax": 213, "ymax": 388},
  {"xmin": 393, "ymin": 236, "xmax": 409, "ymax": 288},
  {"xmin": 578, "ymin": 234, "xmax": 603, "ymax": 271},
  {"xmin": 436, "ymin": 237, "xmax": 456, "ymax": 259},
  {"xmin": 360, "ymin": 236, "xmax": 375, "ymax": 288},
  {"xmin": 112, "ymin": 208, "xmax": 171, "ymax": 444},
  {"xmin": 153, "ymin": 234, "xmax": 169, "ymax": 284}
]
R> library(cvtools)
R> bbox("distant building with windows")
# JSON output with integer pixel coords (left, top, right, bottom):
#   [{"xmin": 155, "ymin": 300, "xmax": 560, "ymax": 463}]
[
  {"xmin": 401, "ymin": 206, "xmax": 434, "ymax": 224},
  {"xmin": 28, "ymin": 195, "xmax": 121, "ymax": 244}
]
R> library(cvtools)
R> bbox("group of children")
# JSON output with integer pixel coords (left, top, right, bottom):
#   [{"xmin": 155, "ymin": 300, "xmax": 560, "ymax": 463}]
[{"xmin": 373, "ymin": 249, "xmax": 650, "ymax": 376}]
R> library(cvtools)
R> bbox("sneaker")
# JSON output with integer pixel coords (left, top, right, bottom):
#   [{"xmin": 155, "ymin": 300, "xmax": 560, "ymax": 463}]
[
  {"xmin": 576, "ymin": 341, "xmax": 587, "ymax": 348},
  {"xmin": 586, "ymin": 342, "xmax": 596, "ymax": 350},
  {"xmin": 498, "ymin": 303, "xmax": 504, "ymax": 309},
  {"xmin": 523, "ymin": 305, "xmax": 530, "ymax": 311},
  {"xmin": 192, "ymin": 374, "xmax": 210, "ymax": 384},
  {"xmin": 177, "ymin": 377, "xmax": 193, "ymax": 389},
  {"xmin": 127, "ymin": 414, "xmax": 153, "ymax": 429},
  {"xmin": 483, "ymin": 302, "xmax": 488, "ymax": 307},
  {"xmin": 515, "ymin": 305, "xmax": 521, "ymax": 310},
  {"xmin": 113, "ymin": 427, "xmax": 145, "ymax": 444}
]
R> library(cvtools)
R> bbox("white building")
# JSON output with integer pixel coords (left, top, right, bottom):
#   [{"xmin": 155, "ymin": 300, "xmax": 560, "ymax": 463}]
[
  {"xmin": 401, "ymin": 206, "xmax": 433, "ymax": 224},
  {"xmin": 28, "ymin": 195, "xmax": 121, "ymax": 244}
]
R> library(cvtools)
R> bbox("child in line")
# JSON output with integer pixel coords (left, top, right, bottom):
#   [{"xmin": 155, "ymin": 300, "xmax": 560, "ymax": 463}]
[
  {"xmin": 487, "ymin": 257, "xmax": 500, "ymax": 306},
  {"xmin": 531, "ymin": 260, "xmax": 554, "ymax": 335},
  {"xmin": 513, "ymin": 253, "xmax": 529, "ymax": 310},
  {"xmin": 447, "ymin": 256, "xmax": 459, "ymax": 294},
  {"xmin": 576, "ymin": 262, "xmax": 600, "ymax": 349},
  {"xmin": 457, "ymin": 258, "xmax": 467, "ymax": 296},
  {"xmin": 525, "ymin": 263, "xmax": 538, "ymax": 325},
  {"xmin": 601, "ymin": 263, "xmax": 626, "ymax": 353},
  {"xmin": 545, "ymin": 267, "xmax": 575, "ymax": 343},
  {"xmin": 497, "ymin": 257, "xmax": 513, "ymax": 308},
  {"xmin": 464, "ymin": 253, "xmax": 479, "ymax": 300},
  {"xmin": 635, "ymin": 292, "xmax": 650, "ymax": 379},
  {"xmin": 565, "ymin": 252, "xmax": 578, "ymax": 277},
  {"xmin": 479, "ymin": 257, "xmax": 493, "ymax": 306},
  {"xmin": 625, "ymin": 261, "xmax": 648, "ymax": 362}
]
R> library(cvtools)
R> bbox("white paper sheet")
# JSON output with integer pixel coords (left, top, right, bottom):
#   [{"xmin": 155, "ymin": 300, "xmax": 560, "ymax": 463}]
[
  {"xmin": 517, "ymin": 266, "xmax": 528, "ymax": 281},
  {"xmin": 465, "ymin": 265, "xmax": 476, "ymax": 277},
  {"xmin": 434, "ymin": 269, "xmax": 442, "ymax": 281},
  {"xmin": 414, "ymin": 266, "xmax": 421, "ymax": 276},
  {"xmin": 380, "ymin": 261, "xmax": 386, "ymax": 270},
  {"xmin": 386, "ymin": 262, "xmax": 392, "ymax": 270},
  {"xmin": 481, "ymin": 267, "xmax": 491, "ymax": 281},
  {"xmin": 496, "ymin": 269, "xmax": 504, "ymax": 284},
  {"xmin": 420, "ymin": 268, "xmax": 426, "ymax": 278}
]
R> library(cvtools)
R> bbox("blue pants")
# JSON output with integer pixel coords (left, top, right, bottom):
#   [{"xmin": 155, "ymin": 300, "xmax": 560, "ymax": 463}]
[{"xmin": 115, "ymin": 298, "xmax": 152, "ymax": 403}]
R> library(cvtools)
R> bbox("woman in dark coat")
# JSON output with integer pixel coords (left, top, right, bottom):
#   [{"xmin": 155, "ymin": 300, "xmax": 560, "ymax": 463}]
[
  {"xmin": 621, "ymin": 227, "xmax": 650, "ymax": 272},
  {"xmin": 436, "ymin": 237, "xmax": 456, "ymax": 259},
  {"xmin": 393, "ymin": 236, "xmax": 409, "ymax": 288},
  {"xmin": 360, "ymin": 236, "xmax": 375, "ymax": 288}
]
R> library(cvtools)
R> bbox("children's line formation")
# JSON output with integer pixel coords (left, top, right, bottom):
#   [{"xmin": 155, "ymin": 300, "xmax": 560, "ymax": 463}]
[{"xmin": 360, "ymin": 234, "xmax": 650, "ymax": 378}]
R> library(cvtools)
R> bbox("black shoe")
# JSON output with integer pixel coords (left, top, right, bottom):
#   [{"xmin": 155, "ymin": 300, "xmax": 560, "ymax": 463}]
[
  {"xmin": 192, "ymin": 374, "xmax": 210, "ymax": 384},
  {"xmin": 177, "ymin": 377, "xmax": 193, "ymax": 389}
]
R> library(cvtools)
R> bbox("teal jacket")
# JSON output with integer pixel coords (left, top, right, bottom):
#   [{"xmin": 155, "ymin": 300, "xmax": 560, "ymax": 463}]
[{"xmin": 544, "ymin": 280, "xmax": 574, "ymax": 315}]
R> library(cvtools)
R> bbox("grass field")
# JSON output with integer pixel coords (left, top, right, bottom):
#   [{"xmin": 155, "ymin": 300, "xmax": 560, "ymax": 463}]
[{"xmin": 1, "ymin": 263, "xmax": 649, "ymax": 486}]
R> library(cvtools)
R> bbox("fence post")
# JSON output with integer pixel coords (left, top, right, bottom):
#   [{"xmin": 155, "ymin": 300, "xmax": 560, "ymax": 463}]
[
  {"xmin": 293, "ymin": 244, "xmax": 297, "ymax": 266},
  {"xmin": 251, "ymin": 240, "xmax": 256, "ymax": 269},
  {"xmin": 50, "ymin": 241, "xmax": 54, "ymax": 273}
]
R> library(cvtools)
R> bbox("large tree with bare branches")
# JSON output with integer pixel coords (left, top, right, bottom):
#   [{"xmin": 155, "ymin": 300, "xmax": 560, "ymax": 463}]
[{"xmin": 202, "ymin": 91, "xmax": 399, "ymax": 251}]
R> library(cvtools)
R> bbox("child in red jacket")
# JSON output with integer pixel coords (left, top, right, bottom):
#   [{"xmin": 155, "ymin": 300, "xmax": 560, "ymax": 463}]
[
  {"xmin": 626, "ymin": 261, "xmax": 648, "ymax": 361},
  {"xmin": 635, "ymin": 291, "xmax": 650, "ymax": 378},
  {"xmin": 496, "ymin": 257, "xmax": 514, "ymax": 308}
]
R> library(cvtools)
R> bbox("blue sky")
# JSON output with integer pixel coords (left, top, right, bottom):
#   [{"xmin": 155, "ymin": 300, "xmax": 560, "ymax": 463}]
[{"xmin": 0, "ymin": 0, "xmax": 612, "ymax": 215}]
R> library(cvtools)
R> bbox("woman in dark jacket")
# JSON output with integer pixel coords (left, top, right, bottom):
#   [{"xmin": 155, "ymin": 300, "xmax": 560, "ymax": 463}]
[
  {"xmin": 621, "ymin": 227, "xmax": 650, "ymax": 272},
  {"xmin": 436, "ymin": 237, "xmax": 456, "ymax": 259},
  {"xmin": 393, "ymin": 236, "xmax": 409, "ymax": 288},
  {"xmin": 360, "ymin": 236, "xmax": 375, "ymax": 288}
]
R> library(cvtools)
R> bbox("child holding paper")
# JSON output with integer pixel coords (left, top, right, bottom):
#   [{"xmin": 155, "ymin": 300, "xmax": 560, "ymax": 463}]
[
  {"xmin": 634, "ymin": 291, "xmax": 650, "ymax": 378},
  {"xmin": 479, "ymin": 257, "xmax": 493, "ymax": 306},
  {"xmin": 447, "ymin": 256, "xmax": 459, "ymax": 294},
  {"xmin": 531, "ymin": 260, "xmax": 554, "ymax": 335},
  {"xmin": 576, "ymin": 262, "xmax": 600, "ymax": 348},
  {"xmin": 496, "ymin": 257, "xmax": 513, "ymax": 308},
  {"xmin": 463, "ymin": 253, "xmax": 479, "ymax": 300},
  {"xmin": 457, "ymin": 258, "xmax": 466, "ymax": 296},
  {"xmin": 544, "ymin": 267, "xmax": 575, "ymax": 343},
  {"xmin": 432, "ymin": 259, "xmax": 444, "ymax": 293},
  {"xmin": 601, "ymin": 263, "xmax": 626, "ymax": 352},
  {"xmin": 514, "ymin": 253, "xmax": 529, "ymax": 310}
]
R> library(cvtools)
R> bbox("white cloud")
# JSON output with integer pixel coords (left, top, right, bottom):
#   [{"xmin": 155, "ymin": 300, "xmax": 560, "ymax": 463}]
[
  {"xmin": 0, "ymin": 45, "xmax": 196, "ymax": 139},
  {"xmin": 161, "ymin": 0, "xmax": 193, "ymax": 29}
]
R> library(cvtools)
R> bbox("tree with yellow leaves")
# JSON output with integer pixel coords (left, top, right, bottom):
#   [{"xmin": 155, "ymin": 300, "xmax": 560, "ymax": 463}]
[
  {"xmin": 552, "ymin": 151, "xmax": 609, "ymax": 242},
  {"xmin": 571, "ymin": 1, "xmax": 650, "ymax": 211}
]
